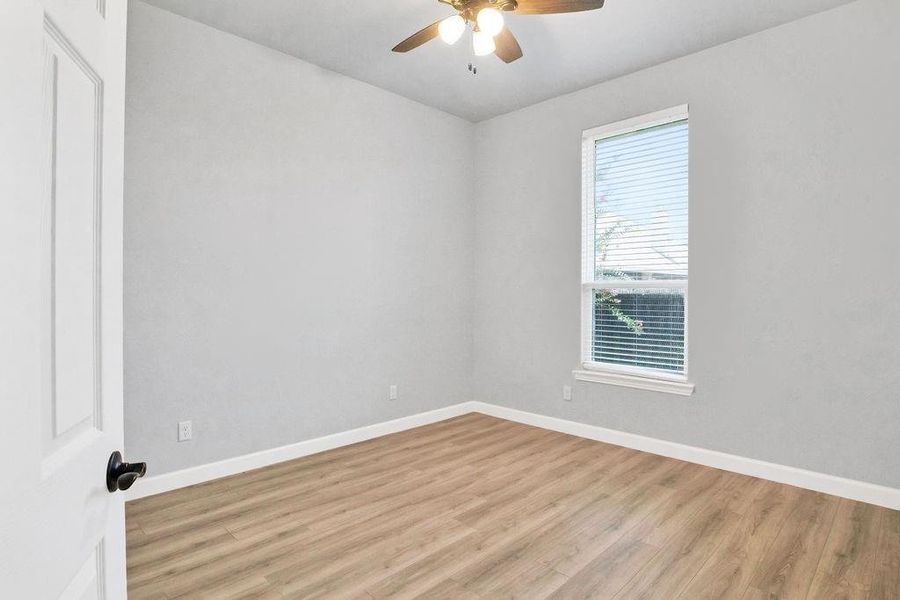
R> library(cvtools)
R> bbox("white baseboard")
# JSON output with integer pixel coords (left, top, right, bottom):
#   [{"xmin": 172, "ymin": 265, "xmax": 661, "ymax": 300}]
[
  {"xmin": 126, "ymin": 400, "xmax": 899, "ymax": 510},
  {"xmin": 125, "ymin": 401, "xmax": 479, "ymax": 500},
  {"xmin": 472, "ymin": 402, "xmax": 900, "ymax": 510}
]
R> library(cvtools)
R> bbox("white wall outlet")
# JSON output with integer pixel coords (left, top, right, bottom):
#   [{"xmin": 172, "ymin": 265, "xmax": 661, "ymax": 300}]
[
  {"xmin": 562, "ymin": 385, "xmax": 572, "ymax": 402},
  {"xmin": 178, "ymin": 420, "xmax": 192, "ymax": 442},
  {"xmin": 389, "ymin": 384, "xmax": 398, "ymax": 401}
]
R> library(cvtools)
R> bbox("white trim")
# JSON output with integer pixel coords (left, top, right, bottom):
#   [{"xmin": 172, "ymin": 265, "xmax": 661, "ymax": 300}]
[
  {"xmin": 125, "ymin": 400, "xmax": 900, "ymax": 511},
  {"xmin": 581, "ymin": 360, "xmax": 687, "ymax": 383},
  {"xmin": 471, "ymin": 402, "xmax": 900, "ymax": 511},
  {"xmin": 573, "ymin": 368, "xmax": 695, "ymax": 396},
  {"xmin": 124, "ymin": 402, "xmax": 479, "ymax": 500},
  {"xmin": 583, "ymin": 104, "xmax": 689, "ymax": 142},
  {"xmin": 582, "ymin": 280, "xmax": 688, "ymax": 290}
]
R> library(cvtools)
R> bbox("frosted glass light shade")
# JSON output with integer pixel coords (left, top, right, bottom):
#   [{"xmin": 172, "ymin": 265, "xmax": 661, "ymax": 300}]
[
  {"xmin": 472, "ymin": 29, "xmax": 496, "ymax": 56},
  {"xmin": 476, "ymin": 8, "xmax": 504, "ymax": 37},
  {"xmin": 438, "ymin": 15, "xmax": 466, "ymax": 44}
]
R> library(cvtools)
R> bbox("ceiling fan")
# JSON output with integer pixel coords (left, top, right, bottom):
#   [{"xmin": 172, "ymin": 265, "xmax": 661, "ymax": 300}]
[{"xmin": 392, "ymin": 0, "xmax": 605, "ymax": 64}]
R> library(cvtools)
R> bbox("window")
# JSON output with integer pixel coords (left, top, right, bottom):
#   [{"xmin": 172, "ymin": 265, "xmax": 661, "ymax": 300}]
[{"xmin": 575, "ymin": 106, "xmax": 694, "ymax": 395}]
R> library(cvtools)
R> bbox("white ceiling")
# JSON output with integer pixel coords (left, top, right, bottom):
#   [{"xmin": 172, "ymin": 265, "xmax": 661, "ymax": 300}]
[{"xmin": 141, "ymin": 0, "xmax": 852, "ymax": 122}]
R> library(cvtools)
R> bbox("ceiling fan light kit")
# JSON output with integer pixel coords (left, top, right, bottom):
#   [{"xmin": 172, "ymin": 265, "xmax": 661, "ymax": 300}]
[
  {"xmin": 391, "ymin": 0, "xmax": 604, "ymax": 65},
  {"xmin": 438, "ymin": 14, "xmax": 466, "ymax": 44},
  {"xmin": 476, "ymin": 8, "xmax": 505, "ymax": 37},
  {"xmin": 472, "ymin": 27, "xmax": 497, "ymax": 56}
]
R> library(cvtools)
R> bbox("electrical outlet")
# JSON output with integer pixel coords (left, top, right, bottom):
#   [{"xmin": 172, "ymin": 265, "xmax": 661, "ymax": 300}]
[
  {"xmin": 178, "ymin": 420, "xmax": 192, "ymax": 442},
  {"xmin": 389, "ymin": 384, "xmax": 398, "ymax": 401},
  {"xmin": 562, "ymin": 385, "xmax": 572, "ymax": 402}
]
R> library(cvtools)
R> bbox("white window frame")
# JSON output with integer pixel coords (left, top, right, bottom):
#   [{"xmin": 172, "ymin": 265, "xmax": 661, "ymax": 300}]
[{"xmin": 574, "ymin": 105, "xmax": 694, "ymax": 396}]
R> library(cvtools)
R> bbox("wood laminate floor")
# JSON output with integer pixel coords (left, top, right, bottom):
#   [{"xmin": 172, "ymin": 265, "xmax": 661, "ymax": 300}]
[{"xmin": 126, "ymin": 413, "xmax": 900, "ymax": 599}]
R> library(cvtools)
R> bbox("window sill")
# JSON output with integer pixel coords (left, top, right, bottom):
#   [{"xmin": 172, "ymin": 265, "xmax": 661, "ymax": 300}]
[{"xmin": 573, "ymin": 368, "xmax": 695, "ymax": 396}]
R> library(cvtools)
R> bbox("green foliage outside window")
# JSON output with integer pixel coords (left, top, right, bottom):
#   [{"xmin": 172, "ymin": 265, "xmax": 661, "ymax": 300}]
[{"xmin": 594, "ymin": 221, "xmax": 644, "ymax": 335}]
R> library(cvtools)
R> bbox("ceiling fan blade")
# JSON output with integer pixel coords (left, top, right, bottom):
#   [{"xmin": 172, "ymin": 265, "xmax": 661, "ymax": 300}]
[
  {"xmin": 494, "ymin": 27, "xmax": 523, "ymax": 63},
  {"xmin": 514, "ymin": 0, "xmax": 604, "ymax": 15},
  {"xmin": 392, "ymin": 20, "xmax": 442, "ymax": 53}
]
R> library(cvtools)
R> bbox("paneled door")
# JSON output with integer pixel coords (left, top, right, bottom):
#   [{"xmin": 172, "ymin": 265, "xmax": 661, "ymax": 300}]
[{"xmin": 0, "ymin": 0, "xmax": 132, "ymax": 597}]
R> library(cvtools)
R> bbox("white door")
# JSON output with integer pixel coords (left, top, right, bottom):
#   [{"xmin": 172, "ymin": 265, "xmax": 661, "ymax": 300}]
[{"xmin": 0, "ymin": 0, "xmax": 131, "ymax": 598}]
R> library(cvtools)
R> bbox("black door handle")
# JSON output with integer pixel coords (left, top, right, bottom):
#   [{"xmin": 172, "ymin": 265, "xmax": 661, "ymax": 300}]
[{"xmin": 106, "ymin": 451, "xmax": 147, "ymax": 492}]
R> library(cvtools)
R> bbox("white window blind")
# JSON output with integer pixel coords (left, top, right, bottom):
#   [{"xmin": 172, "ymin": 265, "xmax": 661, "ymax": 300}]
[{"xmin": 581, "ymin": 106, "xmax": 689, "ymax": 380}]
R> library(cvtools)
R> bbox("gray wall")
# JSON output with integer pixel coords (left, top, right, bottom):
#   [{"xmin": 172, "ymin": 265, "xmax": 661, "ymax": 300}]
[
  {"xmin": 125, "ymin": 2, "xmax": 474, "ymax": 474},
  {"xmin": 472, "ymin": 0, "xmax": 900, "ymax": 488},
  {"xmin": 127, "ymin": 0, "xmax": 900, "ymax": 489}
]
